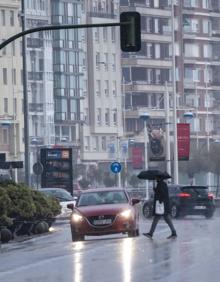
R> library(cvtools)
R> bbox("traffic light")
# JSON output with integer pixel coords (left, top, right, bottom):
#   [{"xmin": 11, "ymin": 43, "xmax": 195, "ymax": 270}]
[{"xmin": 120, "ymin": 12, "xmax": 141, "ymax": 52}]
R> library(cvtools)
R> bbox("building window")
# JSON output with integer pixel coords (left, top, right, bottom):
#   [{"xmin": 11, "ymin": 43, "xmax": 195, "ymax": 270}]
[
  {"xmin": 12, "ymin": 69, "xmax": 16, "ymax": 85},
  {"xmin": 1, "ymin": 10, "xmax": 5, "ymax": 26},
  {"xmin": 111, "ymin": 27, "xmax": 115, "ymax": 42},
  {"xmin": 92, "ymin": 136, "xmax": 99, "ymax": 151},
  {"xmin": 184, "ymin": 68, "xmax": 200, "ymax": 82},
  {"xmin": 97, "ymin": 108, "xmax": 101, "ymax": 125},
  {"xmin": 96, "ymin": 52, "xmax": 100, "ymax": 69},
  {"xmin": 113, "ymin": 109, "xmax": 117, "ymax": 125},
  {"xmin": 146, "ymin": 43, "xmax": 153, "ymax": 58},
  {"xmin": 101, "ymin": 136, "xmax": 107, "ymax": 151},
  {"xmin": 10, "ymin": 10, "xmax": 14, "ymax": 26},
  {"xmin": 3, "ymin": 68, "xmax": 7, "ymax": 84},
  {"xmin": 3, "ymin": 128, "xmax": 8, "ymax": 144},
  {"xmin": 84, "ymin": 108, "xmax": 89, "ymax": 123},
  {"xmin": 2, "ymin": 39, "xmax": 6, "ymax": 55},
  {"xmin": 4, "ymin": 98, "xmax": 8, "ymax": 113},
  {"xmin": 184, "ymin": 43, "xmax": 200, "ymax": 57},
  {"xmin": 96, "ymin": 80, "xmax": 101, "ymax": 96},
  {"xmin": 104, "ymin": 80, "xmax": 109, "ymax": 96},
  {"xmin": 112, "ymin": 54, "xmax": 116, "ymax": 71},
  {"xmin": 94, "ymin": 27, "xmax": 99, "ymax": 42},
  {"xmin": 103, "ymin": 27, "xmax": 107, "ymax": 41},
  {"xmin": 203, "ymin": 44, "xmax": 212, "ymax": 58},
  {"xmin": 104, "ymin": 53, "xmax": 108, "ymax": 70},
  {"xmin": 105, "ymin": 108, "xmax": 110, "ymax": 125},
  {"xmin": 202, "ymin": 0, "xmax": 211, "ymax": 9},
  {"xmin": 12, "ymin": 41, "xmax": 15, "ymax": 56},
  {"xmin": 183, "ymin": 18, "xmax": 199, "ymax": 33},
  {"xmin": 112, "ymin": 80, "xmax": 117, "ymax": 96},
  {"xmin": 184, "ymin": 0, "xmax": 199, "ymax": 8},
  {"xmin": 84, "ymin": 136, "xmax": 90, "ymax": 151},
  {"xmin": 14, "ymin": 98, "xmax": 17, "ymax": 115}
]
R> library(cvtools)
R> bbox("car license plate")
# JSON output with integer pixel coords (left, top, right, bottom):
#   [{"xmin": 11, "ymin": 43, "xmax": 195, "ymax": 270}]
[
  {"xmin": 93, "ymin": 219, "xmax": 112, "ymax": 225},
  {"xmin": 194, "ymin": 206, "xmax": 206, "ymax": 210}
]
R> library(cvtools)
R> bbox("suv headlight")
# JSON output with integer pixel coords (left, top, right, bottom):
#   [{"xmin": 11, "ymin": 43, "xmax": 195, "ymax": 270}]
[
  {"xmin": 120, "ymin": 209, "xmax": 132, "ymax": 219},
  {"xmin": 72, "ymin": 213, "xmax": 83, "ymax": 223}
]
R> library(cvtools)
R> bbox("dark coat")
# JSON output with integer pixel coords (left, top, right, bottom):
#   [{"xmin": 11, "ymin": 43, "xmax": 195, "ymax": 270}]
[{"xmin": 152, "ymin": 180, "xmax": 170, "ymax": 216}]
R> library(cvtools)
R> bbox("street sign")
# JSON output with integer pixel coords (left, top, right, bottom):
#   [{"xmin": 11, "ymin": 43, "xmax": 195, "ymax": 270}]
[
  {"xmin": 33, "ymin": 162, "xmax": 43, "ymax": 175},
  {"xmin": 0, "ymin": 161, "xmax": 23, "ymax": 169},
  {"xmin": 110, "ymin": 162, "xmax": 122, "ymax": 174}
]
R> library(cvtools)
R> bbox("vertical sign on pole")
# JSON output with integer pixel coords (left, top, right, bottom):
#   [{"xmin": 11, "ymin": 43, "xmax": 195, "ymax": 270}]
[{"xmin": 177, "ymin": 123, "xmax": 190, "ymax": 161}]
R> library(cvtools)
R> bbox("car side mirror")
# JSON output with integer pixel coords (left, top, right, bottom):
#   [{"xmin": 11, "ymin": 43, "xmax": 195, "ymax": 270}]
[
  {"xmin": 131, "ymin": 198, "xmax": 140, "ymax": 205},
  {"xmin": 67, "ymin": 203, "xmax": 74, "ymax": 210}
]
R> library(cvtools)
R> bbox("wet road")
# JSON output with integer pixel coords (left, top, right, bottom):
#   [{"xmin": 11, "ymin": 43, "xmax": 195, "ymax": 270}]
[{"xmin": 1, "ymin": 213, "xmax": 220, "ymax": 282}]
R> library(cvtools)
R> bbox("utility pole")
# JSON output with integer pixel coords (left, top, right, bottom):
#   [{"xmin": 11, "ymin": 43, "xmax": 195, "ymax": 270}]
[
  {"xmin": 171, "ymin": 0, "xmax": 179, "ymax": 184},
  {"xmin": 21, "ymin": 0, "xmax": 30, "ymax": 185},
  {"xmin": 165, "ymin": 82, "xmax": 171, "ymax": 176}
]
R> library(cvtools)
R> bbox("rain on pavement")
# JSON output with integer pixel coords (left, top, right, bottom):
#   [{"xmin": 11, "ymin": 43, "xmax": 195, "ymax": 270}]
[{"xmin": 1, "ymin": 212, "xmax": 220, "ymax": 282}]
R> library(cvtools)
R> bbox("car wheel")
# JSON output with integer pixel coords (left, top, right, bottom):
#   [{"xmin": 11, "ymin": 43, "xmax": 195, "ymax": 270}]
[
  {"xmin": 171, "ymin": 205, "xmax": 179, "ymax": 218},
  {"xmin": 143, "ymin": 204, "xmax": 152, "ymax": 219},
  {"xmin": 135, "ymin": 228, "xmax": 140, "ymax": 236},
  {"xmin": 71, "ymin": 226, "xmax": 84, "ymax": 242},
  {"xmin": 205, "ymin": 210, "xmax": 214, "ymax": 219},
  {"xmin": 128, "ymin": 229, "xmax": 139, "ymax": 237}
]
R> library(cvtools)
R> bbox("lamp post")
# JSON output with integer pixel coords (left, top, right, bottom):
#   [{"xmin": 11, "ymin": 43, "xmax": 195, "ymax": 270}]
[
  {"xmin": 21, "ymin": 0, "xmax": 30, "ymax": 185},
  {"xmin": 171, "ymin": 0, "xmax": 178, "ymax": 184},
  {"xmin": 139, "ymin": 112, "xmax": 150, "ymax": 200}
]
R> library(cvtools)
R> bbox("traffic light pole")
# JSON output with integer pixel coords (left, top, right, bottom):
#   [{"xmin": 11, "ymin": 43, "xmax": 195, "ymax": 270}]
[
  {"xmin": 0, "ymin": 22, "xmax": 128, "ymax": 50},
  {"xmin": 21, "ymin": 0, "xmax": 30, "ymax": 185}
]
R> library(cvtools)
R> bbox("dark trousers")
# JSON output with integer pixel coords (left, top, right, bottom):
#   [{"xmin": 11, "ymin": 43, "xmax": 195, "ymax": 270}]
[{"xmin": 149, "ymin": 214, "xmax": 176, "ymax": 235}]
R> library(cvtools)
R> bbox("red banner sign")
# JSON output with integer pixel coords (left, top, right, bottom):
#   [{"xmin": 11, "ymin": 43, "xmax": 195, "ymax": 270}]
[
  {"xmin": 177, "ymin": 123, "xmax": 190, "ymax": 161},
  {"xmin": 132, "ymin": 147, "xmax": 144, "ymax": 169}
]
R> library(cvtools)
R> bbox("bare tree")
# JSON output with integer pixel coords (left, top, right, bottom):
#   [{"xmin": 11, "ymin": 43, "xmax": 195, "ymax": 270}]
[
  {"xmin": 207, "ymin": 142, "xmax": 220, "ymax": 196},
  {"xmin": 179, "ymin": 142, "xmax": 208, "ymax": 182}
]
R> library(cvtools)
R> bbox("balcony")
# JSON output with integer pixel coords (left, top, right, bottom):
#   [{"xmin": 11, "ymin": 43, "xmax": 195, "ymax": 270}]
[{"xmin": 87, "ymin": 11, "xmax": 117, "ymax": 19}]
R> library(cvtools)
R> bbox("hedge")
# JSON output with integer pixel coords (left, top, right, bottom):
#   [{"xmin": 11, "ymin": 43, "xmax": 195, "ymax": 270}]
[{"xmin": 0, "ymin": 180, "xmax": 61, "ymax": 228}]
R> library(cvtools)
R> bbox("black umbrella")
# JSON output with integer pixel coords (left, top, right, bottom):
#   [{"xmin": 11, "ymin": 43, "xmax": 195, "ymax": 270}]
[{"xmin": 137, "ymin": 169, "xmax": 171, "ymax": 180}]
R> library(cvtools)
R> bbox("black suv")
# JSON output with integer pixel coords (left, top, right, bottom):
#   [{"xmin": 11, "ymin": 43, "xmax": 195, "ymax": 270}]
[{"xmin": 142, "ymin": 185, "xmax": 215, "ymax": 219}]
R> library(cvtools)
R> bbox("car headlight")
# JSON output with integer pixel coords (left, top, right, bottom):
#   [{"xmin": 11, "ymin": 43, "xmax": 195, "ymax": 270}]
[
  {"xmin": 72, "ymin": 213, "xmax": 83, "ymax": 223},
  {"xmin": 120, "ymin": 209, "xmax": 132, "ymax": 219}
]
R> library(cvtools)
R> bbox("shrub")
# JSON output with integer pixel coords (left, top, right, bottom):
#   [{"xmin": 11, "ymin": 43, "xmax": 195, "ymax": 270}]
[
  {"xmin": 0, "ymin": 182, "xmax": 61, "ymax": 224},
  {"xmin": 0, "ymin": 188, "xmax": 12, "ymax": 226}
]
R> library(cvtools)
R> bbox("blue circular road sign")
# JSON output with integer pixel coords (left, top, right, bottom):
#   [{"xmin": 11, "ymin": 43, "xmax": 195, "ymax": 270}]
[{"xmin": 110, "ymin": 162, "xmax": 122, "ymax": 174}]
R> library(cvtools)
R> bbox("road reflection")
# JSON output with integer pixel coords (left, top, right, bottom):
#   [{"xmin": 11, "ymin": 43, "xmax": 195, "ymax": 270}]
[
  {"xmin": 150, "ymin": 241, "xmax": 172, "ymax": 281},
  {"xmin": 122, "ymin": 238, "xmax": 133, "ymax": 282},
  {"xmin": 72, "ymin": 242, "xmax": 85, "ymax": 282}
]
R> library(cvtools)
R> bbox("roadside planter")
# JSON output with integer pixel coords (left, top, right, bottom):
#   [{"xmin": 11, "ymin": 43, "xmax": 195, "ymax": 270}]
[{"xmin": 0, "ymin": 180, "xmax": 61, "ymax": 243}]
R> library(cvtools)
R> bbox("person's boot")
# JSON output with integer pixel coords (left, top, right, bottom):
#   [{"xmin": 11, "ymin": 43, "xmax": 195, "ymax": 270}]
[
  {"xmin": 143, "ymin": 232, "xmax": 153, "ymax": 239},
  {"xmin": 167, "ymin": 233, "xmax": 177, "ymax": 239}
]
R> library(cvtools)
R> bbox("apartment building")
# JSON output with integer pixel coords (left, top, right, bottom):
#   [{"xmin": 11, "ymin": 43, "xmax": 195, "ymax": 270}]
[
  {"xmin": 50, "ymin": 0, "xmax": 84, "ymax": 151},
  {"xmin": 0, "ymin": 0, "xmax": 24, "ymax": 179},
  {"xmin": 81, "ymin": 0, "xmax": 123, "ymax": 168},
  {"xmin": 120, "ymin": 0, "xmax": 220, "ymax": 163},
  {"xmin": 25, "ymin": 0, "xmax": 55, "ymax": 184},
  {"xmin": 177, "ymin": 0, "xmax": 220, "ymax": 144}
]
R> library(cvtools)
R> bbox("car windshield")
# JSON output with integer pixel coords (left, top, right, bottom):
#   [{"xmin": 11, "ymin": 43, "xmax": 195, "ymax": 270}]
[
  {"xmin": 41, "ymin": 189, "xmax": 73, "ymax": 202},
  {"xmin": 77, "ymin": 190, "xmax": 128, "ymax": 207}
]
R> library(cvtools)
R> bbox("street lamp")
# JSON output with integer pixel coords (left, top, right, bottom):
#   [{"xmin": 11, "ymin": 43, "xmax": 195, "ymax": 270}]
[{"xmin": 139, "ymin": 112, "xmax": 150, "ymax": 200}]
